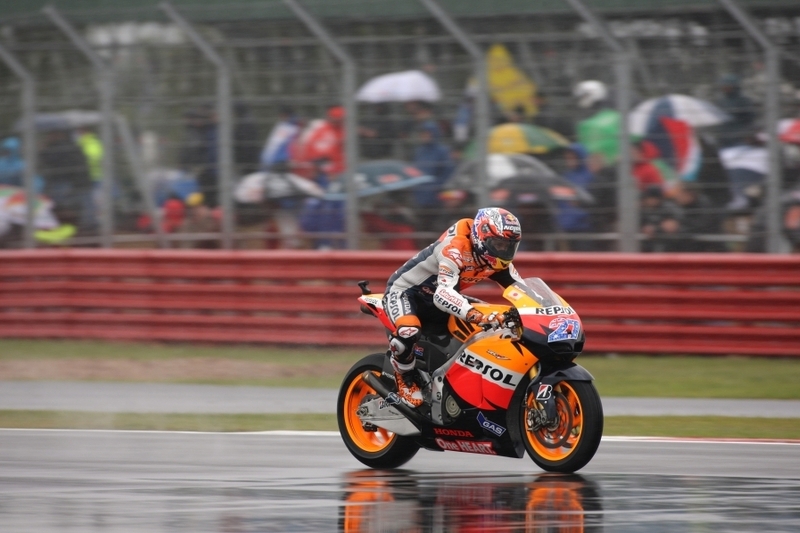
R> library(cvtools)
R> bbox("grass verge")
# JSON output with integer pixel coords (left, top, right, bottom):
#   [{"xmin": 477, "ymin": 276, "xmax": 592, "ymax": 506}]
[{"xmin": 1, "ymin": 411, "xmax": 798, "ymax": 439}]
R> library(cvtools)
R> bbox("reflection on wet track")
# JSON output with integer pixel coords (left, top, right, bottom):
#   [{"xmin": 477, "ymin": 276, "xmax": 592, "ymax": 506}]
[{"xmin": 1, "ymin": 430, "xmax": 799, "ymax": 532}]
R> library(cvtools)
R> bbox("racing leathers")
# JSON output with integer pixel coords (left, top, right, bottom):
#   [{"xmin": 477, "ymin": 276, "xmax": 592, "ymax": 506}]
[{"xmin": 382, "ymin": 218, "xmax": 524, "ymax": 406}]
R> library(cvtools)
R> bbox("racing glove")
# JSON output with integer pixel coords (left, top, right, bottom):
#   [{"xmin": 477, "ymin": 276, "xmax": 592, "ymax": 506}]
[
  {"xmin": 466, "ymin": 308, "xmax": 507, "ymax": 330},
  {"xmin": 480, "ymin": 311, "xmax": 507, "ymax": 329}
]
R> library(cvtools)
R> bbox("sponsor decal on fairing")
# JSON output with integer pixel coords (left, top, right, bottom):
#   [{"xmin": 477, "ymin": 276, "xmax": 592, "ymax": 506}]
[
  {"xmin": 360, "ymin": 296, "xmax": 383, "ymax": 307},
  {"xmin": 536, "ymin": 384, "xmax": 553, "ymax": 401},
  {"xmin": 433, "ymin": 427, "xmax": 474, "ymax": 437},
  {"xmin": 518, "ymin": 305, "xmax": 575, "ymax": 316},
  {"xmin": 547, "ymin": 317, "xmax": 581, "ymax": 342},
  {"xmin": 435, "ymin": 438, "xmax": 497, "ymax": 455},
  {"xmin": 456, "ymin": 350, "xmax": 521, "ymax": 389},
  {"xmin": 477, "ymin": 412, "xmax": 506, "ymax": 436}
]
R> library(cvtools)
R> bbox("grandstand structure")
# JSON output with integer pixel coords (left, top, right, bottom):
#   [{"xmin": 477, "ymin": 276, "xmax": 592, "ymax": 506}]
[{"xmin": 0, "ymin": 0, "xmax": 798, "ymax": 251}]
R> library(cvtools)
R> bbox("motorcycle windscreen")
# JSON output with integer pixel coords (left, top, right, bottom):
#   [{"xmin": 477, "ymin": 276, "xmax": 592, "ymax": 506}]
[
  {"xmin": 445, "ymin": 337, "xmax": 533, "ymax": 410},
  {"xmin": 503, "ymin": 277, "xmax": 572, "ymax": 311}
]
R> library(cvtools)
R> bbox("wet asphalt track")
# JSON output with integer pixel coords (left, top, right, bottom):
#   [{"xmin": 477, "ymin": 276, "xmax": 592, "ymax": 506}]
[
  {"xmin": 4, "ymin": 381, "xmax": 800, "ymax": 417},
  {"xmin": 2, "ymin": 429, "xmax": 799, "ymax": 532}
]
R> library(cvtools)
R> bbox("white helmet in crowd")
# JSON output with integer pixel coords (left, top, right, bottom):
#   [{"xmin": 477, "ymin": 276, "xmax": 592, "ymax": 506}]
[{"xmin": 573, "ymin": 80, "xmax": 608, "ymax": 109}]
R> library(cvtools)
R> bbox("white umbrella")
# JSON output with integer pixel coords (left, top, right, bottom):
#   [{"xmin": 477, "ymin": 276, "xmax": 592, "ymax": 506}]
[
  {"xmin": 356, "ymin": 70, "xmax": 441, "ymax": 103},
  {"xmin": 234, "ymin": 171, "xmax": 325, "ymax": 204},
  {"xmin": 628, "ymin": 94, "xmax": 730, "ymax": 135}
]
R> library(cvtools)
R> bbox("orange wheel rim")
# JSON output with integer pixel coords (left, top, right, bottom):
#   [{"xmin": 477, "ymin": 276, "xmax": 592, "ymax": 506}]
[
  {"xmin": 343, "ymin": 370, "xmax": 396, "ymax": 453},
  {"xmin": 525, "ymin": 382, "xmax": 583, "ymax": 462}
]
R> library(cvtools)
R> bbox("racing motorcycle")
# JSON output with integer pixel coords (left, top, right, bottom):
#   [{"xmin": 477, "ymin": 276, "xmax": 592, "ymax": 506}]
[{"xmin": 337, "ymin": 277, "xmax": 603, "ymax": 473}]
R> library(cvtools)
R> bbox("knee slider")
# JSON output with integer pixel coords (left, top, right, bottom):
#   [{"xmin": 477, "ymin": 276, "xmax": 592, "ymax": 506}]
[
  {"xmin": 394, "ymin": 316, "xmax": 421, "ymax": 342},
  {"xmin": 389, "ymin": 317, "xmax": 421, "ymax": 365}
]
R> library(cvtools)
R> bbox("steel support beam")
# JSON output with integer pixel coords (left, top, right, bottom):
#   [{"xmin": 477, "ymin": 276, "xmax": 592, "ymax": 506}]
[
  {"xmin": 418, "ymin": 0, "xmax": 490, "ymax": 210},
  {"xmin": 283, "ymin": 0, "xmax": 360, "ymax": 250},
  {"xmin": 563, "ymin": 0, "xmax": 638, "ymax": 252},
  {"xmin": 717, "ymin": 0, "xmax": 784, "ymax": 253},
  {"xmin": 160, "ymin": 1, "xmax": 235, "ymax": 249}
]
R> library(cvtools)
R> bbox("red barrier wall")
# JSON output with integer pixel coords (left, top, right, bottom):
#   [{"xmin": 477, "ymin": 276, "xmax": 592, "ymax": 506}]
[{"xmin": 1, "ymin": 250, "xmax": 799, "ymax": 356}]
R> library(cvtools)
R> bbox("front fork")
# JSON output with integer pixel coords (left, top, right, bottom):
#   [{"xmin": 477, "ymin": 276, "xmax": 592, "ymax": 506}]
[{"xmin": 525, "ymin": 362, "xmax": 595, "ymax": 431}]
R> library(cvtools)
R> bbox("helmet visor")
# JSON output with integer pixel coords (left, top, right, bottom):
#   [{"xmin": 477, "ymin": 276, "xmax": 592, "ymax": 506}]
[{"xmin": 484, "ymin": 237, "xmax": 519, "ymax": 261}]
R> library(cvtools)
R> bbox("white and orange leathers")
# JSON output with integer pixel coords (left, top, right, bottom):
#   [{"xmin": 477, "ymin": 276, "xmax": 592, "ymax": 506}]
[{"xmin": 383, "ymin": 218, "xmax": 523, "ymax": 367}]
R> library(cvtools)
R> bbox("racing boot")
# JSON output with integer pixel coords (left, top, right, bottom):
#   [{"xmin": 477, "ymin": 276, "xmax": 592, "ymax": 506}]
[{"xmin": 390, "ymin": 356, "xmax": 423, "ymax": 409}]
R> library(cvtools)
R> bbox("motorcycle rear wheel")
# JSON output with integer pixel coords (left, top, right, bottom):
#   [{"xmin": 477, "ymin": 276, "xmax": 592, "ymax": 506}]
[
  {"xmin": 337, "ymin": 353, "xmax": 421, "ymax": 469},
  {"xmin": 520, "ymin": 380, "xmax": 603, "ymax": 473}
]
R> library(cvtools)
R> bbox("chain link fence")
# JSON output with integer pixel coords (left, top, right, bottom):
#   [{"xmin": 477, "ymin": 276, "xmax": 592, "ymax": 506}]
[{"xmin": 0, "ymin": 0, "xmax": 799, "ymax": 252}]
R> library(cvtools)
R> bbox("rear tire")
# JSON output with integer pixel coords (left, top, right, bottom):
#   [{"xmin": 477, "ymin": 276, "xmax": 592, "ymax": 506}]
[
  {"xmin": 337, "ymin": 353, "xmax": 420, "ymax": 469},
  {"xmin": 519, "ymin": 380, "xmax": 603, "ymax": 473}
]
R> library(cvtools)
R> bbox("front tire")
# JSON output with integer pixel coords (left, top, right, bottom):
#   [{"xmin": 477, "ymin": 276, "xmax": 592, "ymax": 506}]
[
  {"xmin": 519, "ymin": 380, "xmax": 603, "ymax": 473},
  {"xmin": 337, "ymin": 353, "xmax": 420, "ymax": 469}
]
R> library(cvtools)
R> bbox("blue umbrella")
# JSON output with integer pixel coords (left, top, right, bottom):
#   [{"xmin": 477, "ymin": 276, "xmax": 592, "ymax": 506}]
[{"xmin": 324, "ymin": 160, "xmax": 433, "ymax": 200}]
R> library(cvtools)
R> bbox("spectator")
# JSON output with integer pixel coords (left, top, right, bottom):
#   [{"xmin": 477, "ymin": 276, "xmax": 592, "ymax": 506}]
[
  {"xmin": 640, "ymin": 185, "xmax": 682, "ymax": 252},
  {"xmin": 632, "ymin": 140, "xmax": 666, "ymax": 192},
  {"xmin": 451, "ymin": 94, "xmax": 474, "ymax": 147},
  {"xmin": 714, "ymin": 74, "xmax": 758, "ymax": 150},
  {"xmin": 0, "ymin": 137, "xmax": 25, "ymax": 187},
  {"xmin": 361, "ymin": 193, "xmax": 417, "ymax": 251},
  {"xmin": 574, "ymin": 80, "xmax": 621, "ymax": 165},
  {"xmin": 260, "ymin": 105, "xmax": 301, "ymax": 170},
  {"xmin": 671, "ymin": 182, "xmax": 720, "ymax": 252},
  {"xmin": 532, "ymin": 90, "xmax": 572, "ymax": 138},
  {"xmin": 298, "ymin": 158, "xmax": 345, "ymax": 250},
  {"xmin": 234, "ymin": 103, "xmax": 261, "ymax": 176},
  {"xmin": 76, "ymin": 127, "xmax": 104, "ymax": 232},
  {"xmin": 38, "ymin": 129, "xmax": 93, "ymax": 232},
  {"xmin": 586, "ymin": 153, "xmax": 617, "ymax": 247},
  {"xmin": 264, "ymin": 161, "xmax": 310, "ymax": 249},
  {"xmin": 178, "ymin": 192, "xmax": 219, "ymax": 249},
  {"xmin": 161, "ymin": 195, "xmax": 185, "ymax": 235},
  {"xmin": 359, "ymin": 103, "xmax": 397, "ymax": 160},
  {"xmin": 713, "ymin": 74, "xmax": 763, "ymax": 210},
  {"xmin": 179, "ymin": 106, "xmax": 218, "ymax": 206},
  {"xmin": 432, "ymin": 189, "xmax": 475, "ymax": 230},
  {"xmin": 291, "ymin": 105, "xmax": 345, "ymax": 179},
  {"xmin": 556, "ymin": 144, "xmax": 595, "ymax": 251},
  {"xmin": 410, "ymin": 120, "xmax": 454, "ymax": 217}
]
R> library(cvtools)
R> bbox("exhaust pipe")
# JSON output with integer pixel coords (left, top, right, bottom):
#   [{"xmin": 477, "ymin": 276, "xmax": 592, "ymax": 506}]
[{"xmin": 361, "ymin": 371, "xmax": 427, "ymax": 429}]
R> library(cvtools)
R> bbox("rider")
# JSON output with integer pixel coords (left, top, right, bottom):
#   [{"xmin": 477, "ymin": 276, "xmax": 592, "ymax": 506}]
[{"xmin": 383, "ymin": 207, "xmax": 524, "ymax": 408}]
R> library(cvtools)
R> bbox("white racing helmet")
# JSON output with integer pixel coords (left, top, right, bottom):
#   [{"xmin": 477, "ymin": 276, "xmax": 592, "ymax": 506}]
[{"xmin": 573, "ymin": 80, "xmax": 608, "ymax": 109}]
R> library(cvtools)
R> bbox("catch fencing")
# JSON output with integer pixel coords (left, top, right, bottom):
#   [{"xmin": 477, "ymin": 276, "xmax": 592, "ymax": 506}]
[
  {"xmin": 0, "ymin": 249, "xmax": 798, "ymax": 356},
  {"xmin": 0, "ymin": 1, "xmax": 799, "ymax": 252}
]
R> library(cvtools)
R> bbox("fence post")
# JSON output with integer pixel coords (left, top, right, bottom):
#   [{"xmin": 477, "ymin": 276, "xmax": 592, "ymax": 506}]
[
  {"xmin": 282, "ymin": 0, "xmax": 360, "ymax": 250},
  {"xmin": 418, "ymin": 0, "xmax": 489, "ymax": 209},
  {"xmin": 115, "ymin": 115, "xmax": 166, "ymax": 248},
  {"xmin": 563, "ymin": 0, "xmax": 638, "ymax": 252},
  {"xmin": 717, "ymin": 0, "xmax": 784, "ymax": 254},
  {"xmin": 43, "ymin": 6, "xmax": 115, "ymax": 248},
  {"xmin": 0, "ymin": 43, "xmax": 37, "ymax": 249},
  {"xmin": 160, "ymin": 2, "xmax": 235, "ymax": 250}
]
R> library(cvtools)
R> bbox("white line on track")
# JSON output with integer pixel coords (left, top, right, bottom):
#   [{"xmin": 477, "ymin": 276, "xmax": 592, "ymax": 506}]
[{"xmin": 0, "ymin": 428, "xmax": 799, "ymax": 445}]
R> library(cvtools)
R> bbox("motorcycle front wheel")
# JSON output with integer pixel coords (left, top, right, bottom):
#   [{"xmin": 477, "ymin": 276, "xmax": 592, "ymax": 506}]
[
  {"xmin": 337, "ymin": 353, "xmax": 420, "ymax": 469},
  {"xmin": 519, "ymin": 380, "xmax": 603, "ymax": 473}
]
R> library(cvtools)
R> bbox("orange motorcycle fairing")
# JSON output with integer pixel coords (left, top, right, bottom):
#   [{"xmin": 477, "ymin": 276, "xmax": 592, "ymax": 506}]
[{"xmin": 444, "ymin": 306, "xmax": 536, "ymax": 411}]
